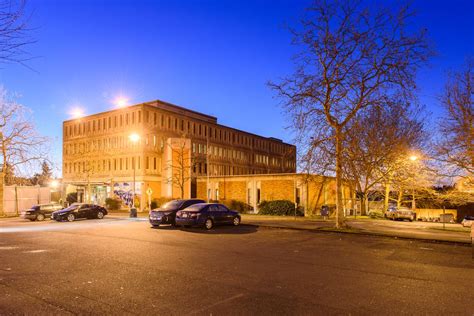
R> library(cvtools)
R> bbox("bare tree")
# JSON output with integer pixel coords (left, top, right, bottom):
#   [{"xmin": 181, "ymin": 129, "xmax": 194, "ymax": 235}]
[
  {"xmin": 0, "ymin": 88, "xmax": 49, "ymax": 178},
  {"xmin": 270, "ymin": 0, "xmax": 430, "ymax": 227},
  {"xmin": 0, "ymin": 0, "xmax": 34, "ymax": 66},
  {"xmin": 436, "ymin": 59, "xmax": 473, "ymax": 177},
  {"xmin": 0, "ymin": 88, "xmax": 48, "ymax": 215},
  {"xmin": 165, "ymin": 137, "xmax": 198, "ymax": 199},
  {"xmin": 342, "ymin": 101, "xmax": 425, "ymax": 214}
]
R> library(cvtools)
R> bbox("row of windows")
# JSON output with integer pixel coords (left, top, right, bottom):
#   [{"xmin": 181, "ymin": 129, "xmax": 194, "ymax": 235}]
[
  {"xmin": 65, "ymin": 108, "xmax": 293, "ymax": 156},
  {"xmin": 65, "ymin": 110, "xmax": 143, "ymax": 138},
  {"xmin": 65, "ymin": 138, "xmax": 293, "ymax": 171},
  {"xmin": 64, "ymin": 136, "xmax": 164, "ymax": 155},
  {"xmin": 192, "ymin": 163, "xmax": 278, "ymax": 177},
  {"xmin": 64, "ymin": 156, "xmax": 162, "ymax": 174}
]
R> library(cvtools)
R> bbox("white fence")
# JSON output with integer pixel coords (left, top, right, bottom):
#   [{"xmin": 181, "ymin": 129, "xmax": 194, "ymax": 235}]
[{"xmin": 3, "ymin": 186, "xmax": 51, "ymax": 215}]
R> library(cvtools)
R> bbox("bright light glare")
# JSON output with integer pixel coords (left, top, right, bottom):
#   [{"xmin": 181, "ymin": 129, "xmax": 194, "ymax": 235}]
[
  {"xmin": 129, "ymin": 133, "xmax": 140, "ymax": 143},
  {"xmin": 409, "ymin": 155, "xmax": 418, "ymax": 161},
  {"xmin": 50, "ymin": 180, "xmax": 59, "ymax": 188},
  {"xmin": 114, "ymin": 96, "xmax": 129, "ymax": 108},
  {"xmin": 70, "ymin": 107, "xmax": 84, "ymax": 119}
]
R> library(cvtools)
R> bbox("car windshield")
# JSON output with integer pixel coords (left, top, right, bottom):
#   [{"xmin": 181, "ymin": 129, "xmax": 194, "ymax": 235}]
[
  {"xmin": 62, "ymin": 205, "xmax": 79, "ymax": 212},
  {"xmin": 161, "ymin": 200, "xmax": 183, "ymax": 210}
]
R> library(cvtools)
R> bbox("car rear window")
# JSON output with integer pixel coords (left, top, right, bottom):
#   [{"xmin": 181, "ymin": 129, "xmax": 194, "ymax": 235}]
[{"xmin": 183, "ymin": 204, "xmax": 206, "ymax": 212}]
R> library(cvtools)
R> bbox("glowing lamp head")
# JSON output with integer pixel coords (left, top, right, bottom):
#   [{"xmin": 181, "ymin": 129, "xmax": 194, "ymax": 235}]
[
  {"xmin": 129, "ymin": 133, "xmax": 140, "ymax": 143},
  {"xmin": 50, "ymin": 180, "xmax": 59, "ymax": 189},
  {"xmin": 114, "ymin": 96, "xmax": 129, "ymax": 108},
  {"xmin": 409, "ymin": 155, "xmax": 418, "ymax": 161},
  {"xmin": 70, "ymin": 107, "xmax": 84, "ymax": 119}
]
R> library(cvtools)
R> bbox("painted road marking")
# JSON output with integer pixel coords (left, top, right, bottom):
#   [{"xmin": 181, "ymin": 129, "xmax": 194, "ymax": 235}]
[{"xmin": 23, "ymin": 249, "xmax": 48, "ymax": 253}]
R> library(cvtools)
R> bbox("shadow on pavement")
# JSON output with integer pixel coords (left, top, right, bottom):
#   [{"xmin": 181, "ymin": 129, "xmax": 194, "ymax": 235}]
[{"xmin": 174, "ymin": 224, "xmax": 258, "ymax": 235}]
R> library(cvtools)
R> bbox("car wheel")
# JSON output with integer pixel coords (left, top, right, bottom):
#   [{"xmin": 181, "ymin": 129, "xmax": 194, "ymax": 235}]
[
  {"xmin": 66, "ymin": 213, "xmax": 75, "ymax": 222},
  {"xmin": 36, "ymin": 213, "xmax": 45, "ymax": 221},
  {"xmin": 233, "ymin": 217, "xmax": 240, "ymax": 226},
  {"xmin": 205, "ymin": 218, "xmax": 214, "ymax": 230},
  {"xmin": 97, "ymin": 211, "xmax": 104, "ymax": 219}
]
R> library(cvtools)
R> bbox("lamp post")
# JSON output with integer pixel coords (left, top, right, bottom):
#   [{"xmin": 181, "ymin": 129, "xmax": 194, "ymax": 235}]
[
  {"xmin": 129, "ymin": 133, "xmax": 140, "ymax": 213},
  {"xmin": 409, "ymin": 155, "xmax": 418, "ymax": 211}
]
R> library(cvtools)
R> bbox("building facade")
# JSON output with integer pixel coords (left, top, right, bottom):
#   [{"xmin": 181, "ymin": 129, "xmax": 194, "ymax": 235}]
[
  {"xmin": 196, "ymin": 173, "xmax": 355, "ymax": 216},
  {"xmin": 62, "ymin": 100, "xmax": 296, "ymax": 208}
]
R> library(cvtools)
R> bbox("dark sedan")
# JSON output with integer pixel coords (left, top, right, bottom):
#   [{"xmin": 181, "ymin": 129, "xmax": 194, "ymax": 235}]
[
  {"xmin": 20, "ymin": 203, "xmax": 63, "ymax": 221},
  {"xmin": 149, "ymin": 199, "xmax": 205, "ymax": 227},
  {"xmin": 175, "ymin": 203, "xmax": 241, "ymax": 230},
  {"xmin": 52, "ymin": 203, "xmax": 108, "ymax": 222}
]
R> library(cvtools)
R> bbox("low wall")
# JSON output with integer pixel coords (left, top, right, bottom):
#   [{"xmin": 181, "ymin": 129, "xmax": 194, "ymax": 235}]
[
  {"xmin": 416, "ymin": 208, "xmax": 457, "ymax": 221},
  {"xmin": 3, "ymin": 186, "xmax": 51, "ymax": 215}
]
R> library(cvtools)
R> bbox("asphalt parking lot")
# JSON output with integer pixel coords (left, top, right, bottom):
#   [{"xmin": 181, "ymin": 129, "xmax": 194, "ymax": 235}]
[{"xmin": 0, "ymin": 217, "xmax": 473, "ymax": 315}]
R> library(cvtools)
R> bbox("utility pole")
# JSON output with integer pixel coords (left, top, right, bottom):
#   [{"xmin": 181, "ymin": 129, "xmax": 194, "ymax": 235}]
[{"xmin": 206, "ymin": 127, "xmax": 210, "ymax": 202}]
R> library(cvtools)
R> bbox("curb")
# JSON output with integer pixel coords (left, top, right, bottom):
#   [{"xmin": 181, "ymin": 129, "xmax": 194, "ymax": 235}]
[{"xmin": 241, "ymin": 223, "xmax": 472, "ymax": 246}]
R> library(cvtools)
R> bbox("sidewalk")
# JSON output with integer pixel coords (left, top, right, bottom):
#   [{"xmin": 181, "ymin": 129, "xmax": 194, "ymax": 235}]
[{"xmin": 241, "ymin": 214, "xmax": 473, "ymax": 245}]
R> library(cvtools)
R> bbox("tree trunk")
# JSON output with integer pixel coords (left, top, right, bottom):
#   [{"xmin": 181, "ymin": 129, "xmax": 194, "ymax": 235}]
[
  {"xmin": 384, "ymin": 180, "xmax": 391, "ymax": 211},
  {"xmin": 360, "ymin": 192, "xmax": 366, "ymax": 216},
  {"xmin": 335, "ymin": 127, "xmax": 344, "ymax": 228},
  {"xmin": 397, "ymin": 189, "xmax": 403, "ymax": 207}
]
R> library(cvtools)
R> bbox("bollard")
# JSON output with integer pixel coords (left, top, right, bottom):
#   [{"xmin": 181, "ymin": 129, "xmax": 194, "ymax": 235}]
[{"xmin": 130, "ymin": 207, "xmax": 137, "ymax": 218}]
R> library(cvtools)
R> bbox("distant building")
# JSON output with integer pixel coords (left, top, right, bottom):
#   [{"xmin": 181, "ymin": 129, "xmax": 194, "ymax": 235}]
[{"xmin": 62, "ymin": 100, "xmax": 296, "ymax": 208}]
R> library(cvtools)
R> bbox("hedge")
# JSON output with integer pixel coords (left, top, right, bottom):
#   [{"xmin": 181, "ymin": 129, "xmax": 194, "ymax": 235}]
[
  {"xmin": 105, "ymin": 198, "xmax": 122, "ymax": 211},
  {"xmin": 258, "ymin": 200, "xmax": 304, "ymax": 216},
  {"xmin": 219, "ymin": 199, "xmax": 254, "ymax": 214}
]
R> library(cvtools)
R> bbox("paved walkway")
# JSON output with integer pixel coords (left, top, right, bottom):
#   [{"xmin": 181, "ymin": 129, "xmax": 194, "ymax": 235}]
[{"xmin": 240, "ymin": 215, "xmax": 472, "ymax": 244}]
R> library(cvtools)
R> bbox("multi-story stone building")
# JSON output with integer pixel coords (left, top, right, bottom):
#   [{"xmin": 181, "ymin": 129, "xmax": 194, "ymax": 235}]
[{"xmin": 62, "ymin": 99, "xmax": 296, "ymax": 207}]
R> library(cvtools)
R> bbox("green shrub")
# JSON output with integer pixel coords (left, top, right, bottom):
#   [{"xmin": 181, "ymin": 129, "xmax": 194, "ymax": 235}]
[
  {"xmin": 220, "ymin": 199, "xmax": 254, "ymax": 214},
  {"xmin": 368, "ymin": 209, "xmax": 384, "ymax": 219},
  {"xmin": 66, "ymin": 192, "xmax": 78, "ymax": 205},
  {"xmin": 258, "ymin": 200, "xmax": 304, "ymax": 216},
  {"xmin": 105, "ymin": 198, "xmax": 122, "ymax": 211},
  {"xmin": 152, "ymin": 197, "xmax": 173, "ymax": 209}
]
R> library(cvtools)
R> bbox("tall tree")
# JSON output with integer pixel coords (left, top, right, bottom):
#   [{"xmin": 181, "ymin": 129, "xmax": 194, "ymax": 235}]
[
  {"xmin": 0, "ymin": 88, "xmax": 49, "ymax": 186},
  {"xmin": 270, "ymin": 0, "xmax": 430, "ymax": 227},
  {"xmin": 342, "ymin": 101, "xmax": 425, "ymax": 214},
  {"xmin": 0, "ymin": 0, "xmax": 34, "ymax": 66},
  {"xmin": 165, "ymin": 136, "xmax": 198, "ymax": 199},
  {"xmin": 436, "ymin": 59, "xmax": 473, "ymax": 177}
]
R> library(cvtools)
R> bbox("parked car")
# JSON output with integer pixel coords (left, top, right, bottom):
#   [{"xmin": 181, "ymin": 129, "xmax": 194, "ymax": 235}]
[
  {"xmin": 20, "ymin": 203, "xmax": 64, "ymax": 221},
  {"xmin": 149, "ymin": 199, "xmax": 205, "ymax": 227},
  {"xmin": 461, "ymin": 215, "xmax": 474, "ymax": 227},
  {"xmin": 175, "ymin": 203, "xmax": 241, "ymax": 230},
  {"xmin": 51, "ymin": 203, "xmax": 107, "ymax": 222},
  {"xmin": 384, "ymin": 206, "xmax": 416, "ymax": 222}
]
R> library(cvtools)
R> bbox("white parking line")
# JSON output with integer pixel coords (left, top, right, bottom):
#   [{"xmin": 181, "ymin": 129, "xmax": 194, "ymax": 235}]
[
  {"xmin": 23, "ymin": 249, "xmax": 48, "ymax": 253},
  {"xmin": 0, "ymin": 246, "xmax": 19, "ymax": 250}
]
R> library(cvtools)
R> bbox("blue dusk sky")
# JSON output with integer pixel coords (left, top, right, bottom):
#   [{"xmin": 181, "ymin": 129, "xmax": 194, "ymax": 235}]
[{"xmin": 1, "ymin": 0, "xmax": 473, "ymax": 175}]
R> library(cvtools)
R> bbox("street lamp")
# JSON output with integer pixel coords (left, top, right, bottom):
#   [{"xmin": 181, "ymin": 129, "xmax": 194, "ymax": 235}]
[
  {"xmin": 70, "ymin": 107, "xmax": 85, "ymax": 119},
  {"xmin": 114, "ymin": 96, "xmax": 129, "ymax": 108},
  {"xmin": 50, "ymin": 180, "xmax": 59, "ymax": 190},
  {"xmin": 408, "ymin": 154, "xmax": 419, "ymax": 210},
  {"xmin": 129, "ymin": 133, "xmax": 140, "ymax": 213}
]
